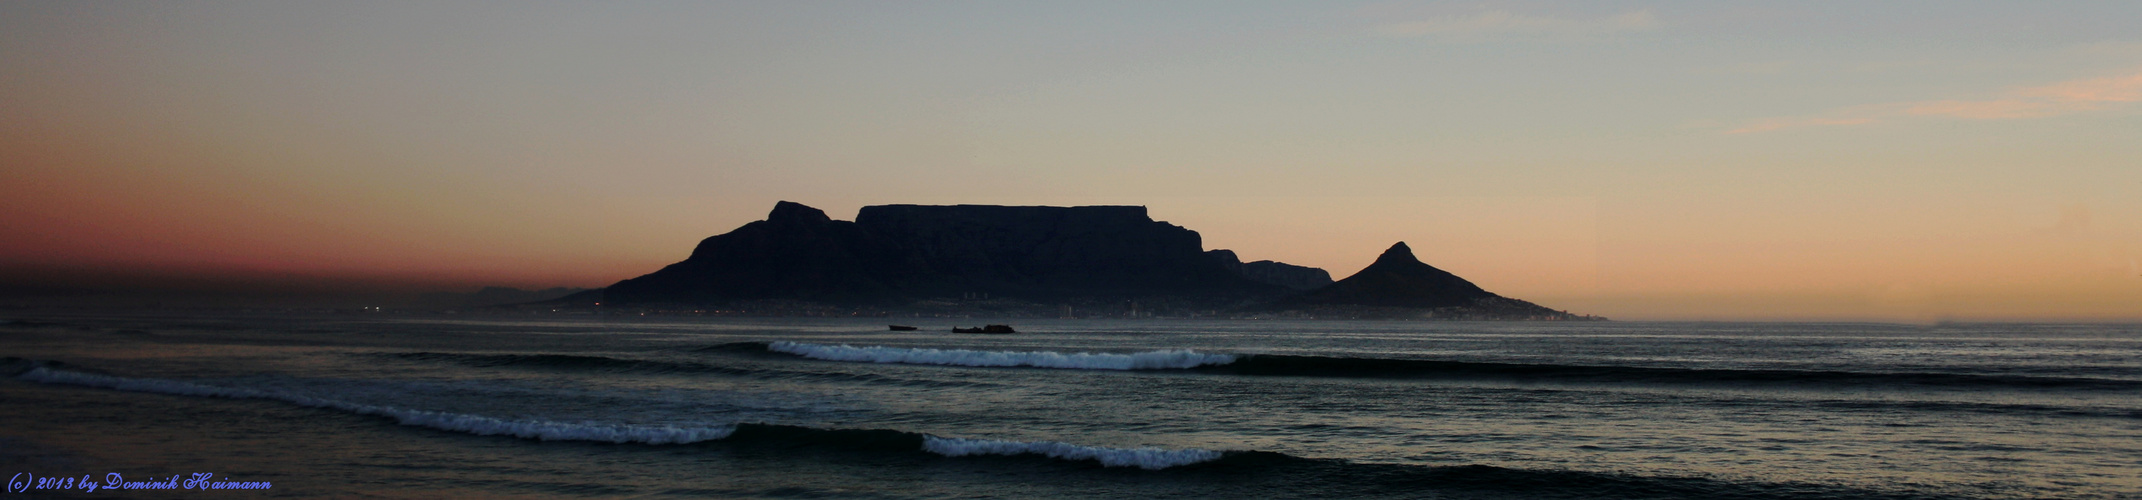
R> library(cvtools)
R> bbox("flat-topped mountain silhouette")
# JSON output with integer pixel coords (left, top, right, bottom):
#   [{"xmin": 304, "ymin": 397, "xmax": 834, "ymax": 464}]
[
  {"xmin": 595, "ymin": 201, "xmax": 1288, "ymax": 308},
  {"xmin": 571, "ymin": 201, "xmax": 1596, "ymax": 320}
]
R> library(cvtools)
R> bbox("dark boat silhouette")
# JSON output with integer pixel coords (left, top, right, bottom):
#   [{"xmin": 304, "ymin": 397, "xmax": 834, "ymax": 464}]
[
  {"xmin": 888, "ymin": 325, "xmax": 918, "ymax": 331},
  {"xmin": 952, "ymin": 324, "xmax": 1015, "ymax": 334}
]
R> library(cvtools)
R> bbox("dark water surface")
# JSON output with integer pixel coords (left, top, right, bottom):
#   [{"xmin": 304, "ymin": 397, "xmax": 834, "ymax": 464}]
[{"xmin": 2, "ymin": 313, "xmax": 2137, "ymax": 498}]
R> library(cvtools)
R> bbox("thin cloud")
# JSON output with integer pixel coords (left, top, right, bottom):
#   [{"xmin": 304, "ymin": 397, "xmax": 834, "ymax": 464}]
[
  {"xmin": 1903, "ymin": 99, "xmax": 2073, "ymax": 120},
  {"xmin": 1376, "ymin": 10, "xmax": 1660, "ymax": 41},
  {"xmin": 2020, "ymin": 72, "xmax": 2142, "ymax": 103},
  {"xmin": 1728, "ymin": 70, "xmax": 2142, "ymax": 134}
]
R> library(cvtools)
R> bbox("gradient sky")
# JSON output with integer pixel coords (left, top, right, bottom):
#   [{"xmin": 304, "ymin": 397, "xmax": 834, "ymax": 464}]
[{"xmin": 3, "ymin": 1, "xmax": 2138, "ymax": 320}]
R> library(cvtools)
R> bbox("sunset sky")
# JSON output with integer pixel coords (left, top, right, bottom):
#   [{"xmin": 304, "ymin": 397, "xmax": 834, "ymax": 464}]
[{"xmin": 3, "ymin": 1, "xmax": 2138, "ymax": 320}]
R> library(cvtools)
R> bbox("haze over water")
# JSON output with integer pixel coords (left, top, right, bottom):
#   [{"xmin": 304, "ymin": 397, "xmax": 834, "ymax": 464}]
[{"xmin": 4, "ymin": 314, "xmax": 2138, "ymax": 498}]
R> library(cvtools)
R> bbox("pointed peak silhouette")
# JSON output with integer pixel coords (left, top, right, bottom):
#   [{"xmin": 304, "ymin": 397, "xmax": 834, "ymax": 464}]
[
  {"xmin": 1374, "ymin": 242, "xmax": 1416, "ymax": 265},
  {"xmin": 1276, "ymin": 240, "xmax": 1493, "ymax": 309}
]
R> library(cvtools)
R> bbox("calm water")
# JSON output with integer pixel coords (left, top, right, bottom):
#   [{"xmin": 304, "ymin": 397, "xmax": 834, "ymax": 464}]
[{"xmin": 3, "ymin": 313, "xmax": 2137, "ymax": 498}]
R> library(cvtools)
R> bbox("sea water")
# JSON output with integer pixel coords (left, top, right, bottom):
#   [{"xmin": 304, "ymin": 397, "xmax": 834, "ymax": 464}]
[{"xmin": 2, "ymin": 313, "xmax": 2136, "ymax": 498}]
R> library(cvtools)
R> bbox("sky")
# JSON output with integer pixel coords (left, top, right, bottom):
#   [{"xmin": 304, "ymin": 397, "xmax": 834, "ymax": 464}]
[{"xmin": 2, "ymin": 1, "xmax": 2138, "ymax": 320}]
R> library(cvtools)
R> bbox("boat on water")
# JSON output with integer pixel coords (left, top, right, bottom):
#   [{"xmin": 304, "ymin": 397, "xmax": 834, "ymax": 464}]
[
  {"xmin": 952, "ymin": 324, "xmax": 1016, "ymax": 334},
  {"xmin": 888, "ymin": 325, "xmax": 918, "ymax": 331}
]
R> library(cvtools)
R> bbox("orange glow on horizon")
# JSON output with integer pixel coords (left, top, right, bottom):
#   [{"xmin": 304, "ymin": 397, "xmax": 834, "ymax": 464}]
[{"xmin": 3, "ymin": 2, "xmax": 2136, "ymax": 320}]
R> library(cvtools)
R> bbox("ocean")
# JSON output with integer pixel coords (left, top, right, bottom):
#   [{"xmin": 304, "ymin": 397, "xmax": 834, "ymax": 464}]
[{"xmin": 2, "ymin": 313, "xmax": 2136, "ymax": 498}]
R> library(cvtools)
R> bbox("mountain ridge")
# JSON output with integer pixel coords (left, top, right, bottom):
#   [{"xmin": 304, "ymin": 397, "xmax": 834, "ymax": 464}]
[{"xmin": 568, "ymin": 201, "xmax": 1596, "ymax": 320}]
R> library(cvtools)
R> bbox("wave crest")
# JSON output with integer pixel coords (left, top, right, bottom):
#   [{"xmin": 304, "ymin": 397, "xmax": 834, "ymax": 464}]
[
  {"xmin": 766, "ymin": 342, "xmax": 1237, "ymax": 370},
  {"xmin": 923, "ymin": 436, "xmax": 1223, "ymax": 470},
  {"xmin": 1208, "ymin": 354, "xmax": 2142, "ymax": 391},
  {"xmin": 15, "ymin": 364, "xmax": 1219, "ymax": 469},
  {"xmin": 16, "ymin": 367, "xmax": 735, "ymax": 444}
]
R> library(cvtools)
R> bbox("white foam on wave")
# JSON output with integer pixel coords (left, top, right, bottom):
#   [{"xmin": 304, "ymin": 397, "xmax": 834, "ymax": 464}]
[
  {"xmin": 15, "ymin": 367, "xmax": 735, "ymax": 444},
  {"xmin": 19, "ymin": 365, "xmax": 1226, "ymax": 469},
  {"xmin": 923, "ymin": 436, "xmax": 1223, "ymax": 470},
  {"xmin": 767, "ymin": 342, "xmax": 1237, "ymax": 370}
]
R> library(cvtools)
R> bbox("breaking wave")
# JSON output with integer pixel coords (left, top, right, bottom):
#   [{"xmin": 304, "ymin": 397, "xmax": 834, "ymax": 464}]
[
  {"xmin": 730, "ymin": 342, "xmax": 2139, "ymax": 391},
  {"xmin": 16, "ymin": 366, "xmax": 736, "ymax": 444},
  {"xmin": 923, "ymin": 436, "xmax": 1222, "ymax": 470},
  {"xmin": 10, "ymin": 363, "xmax": 1221, "ymax": 469},
  {"xmin": 1202, "ymin": 354, "xmax": 2142, "ymax": 391},
  {"xmin": 390, "ymin": 351, "xmax": 763, "ymax": 376},
  {"xmin": 763, "ymin": 342, "xmax": 1237, "ymax": 370},
  {"xmin": 383, "ymin": 351, "xmax": 998, "ymax": 388},
  {"xmin": 7, "ymin": 359, "xmax": 1960, "ymax": 496}
]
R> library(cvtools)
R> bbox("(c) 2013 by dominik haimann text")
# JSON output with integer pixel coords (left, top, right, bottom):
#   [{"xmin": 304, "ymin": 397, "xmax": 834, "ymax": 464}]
[{"xmin": 8, "ymin": 472, "xmax": 272, "ymax": 493}]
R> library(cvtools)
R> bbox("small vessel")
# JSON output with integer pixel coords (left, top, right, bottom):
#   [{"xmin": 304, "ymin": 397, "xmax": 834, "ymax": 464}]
[
  {"xmin": 888, "ymin": 325, "xmax": 918, "ymax": 331},
  {"xmin": 952, "ymin": 324, "xmax": 1016, "ymax": 334}
]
